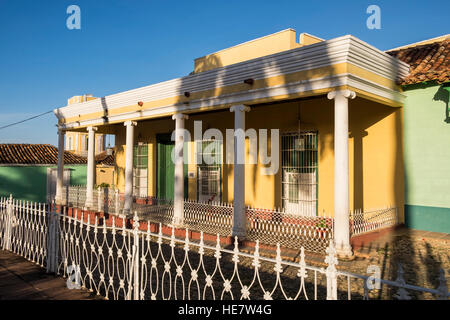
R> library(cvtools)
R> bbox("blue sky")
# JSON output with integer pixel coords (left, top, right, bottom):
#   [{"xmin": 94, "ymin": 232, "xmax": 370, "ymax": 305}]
[{"xmin": 0, "ymin": 0, "xmax": 447, "ymax": 146}]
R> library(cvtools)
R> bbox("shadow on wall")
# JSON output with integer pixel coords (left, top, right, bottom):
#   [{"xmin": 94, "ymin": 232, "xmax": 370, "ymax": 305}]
[{"xmin": 433, "ymin": 84, "xmax": 450, "ymax": 122}]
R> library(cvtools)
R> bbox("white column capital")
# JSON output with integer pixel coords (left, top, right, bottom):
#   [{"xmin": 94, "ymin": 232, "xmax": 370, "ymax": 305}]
[
  {"xmin": 87, "ymin": 126, "xmax": 98, "ymax": 132},
  {"xmin": 124, "ymin": 121, "xmax": 137, "ymax": 127},
  {"xmin": 172, "ymin": 113, "xmax": 189, "ymax": 121},
  {"xmin": 230, "ymin": 105, "xmax": 251, "ymax": 113},
  {"xmin": 327, "ymin": 89, "xmax": 356, "ymax": 100}
]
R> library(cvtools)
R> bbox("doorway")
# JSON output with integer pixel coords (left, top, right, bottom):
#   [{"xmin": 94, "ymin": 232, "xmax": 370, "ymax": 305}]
[{"xmin": 156, "ymin": 133, "xmax": 188, "ymax": 200}]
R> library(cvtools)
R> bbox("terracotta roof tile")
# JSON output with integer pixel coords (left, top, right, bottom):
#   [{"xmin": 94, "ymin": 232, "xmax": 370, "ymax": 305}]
[
  {"xmin": 388, "ymin": 39, "xmax": 450, "ymax": 85},
  {"xmin": 0, "ymin": 144, "xmax": 87, "ymax": 165},
  {"xmin": 95, "ymin": 151, "xmax": 114, "ymax": 166}
]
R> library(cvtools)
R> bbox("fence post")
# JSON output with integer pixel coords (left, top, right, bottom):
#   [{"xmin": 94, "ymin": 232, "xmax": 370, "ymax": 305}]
[
  {"xmin": 134, "ymin": 213, "xmax": 140, "ymax": 300},
  {"xmin": 46, "ymin": 201, "xmax": 59, "ymax": 274},
  {"xmin": 325, "ymin": 241, "xmax": 338, "ymax": 300},
  {"xmin": 2, "ymin": 194, "xmax": 13, "ymax": 251}
]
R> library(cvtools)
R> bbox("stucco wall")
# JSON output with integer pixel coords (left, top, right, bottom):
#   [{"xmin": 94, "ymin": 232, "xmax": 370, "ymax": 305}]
[
  {"xmin": 96, "ymin": 166, "xmax": 114, "ymax": 187},
  {"xmin": 403, "ymin": 83, "xmax": 450, "ymax": 233},
  {"xmin": 112, "ymin": 97, "xmax": 404, "ymax": 219}
]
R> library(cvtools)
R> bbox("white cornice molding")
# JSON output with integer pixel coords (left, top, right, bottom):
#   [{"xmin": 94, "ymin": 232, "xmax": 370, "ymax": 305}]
[
  {"xmin": 60, "ymin": 72, "xmax": 405, "ymax": 130},
  {"xmin": 55, "ymin": 35, "xmax": 410, "ymax": 128}
]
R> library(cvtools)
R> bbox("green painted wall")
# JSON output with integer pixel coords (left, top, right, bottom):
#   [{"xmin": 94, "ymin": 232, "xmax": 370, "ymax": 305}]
[
  {"xmin": 403, "ymin": 83, "xmax": 450, "ymax": 233},
  {"xmin": 0, "ymin": 165, "xmax": 87, "ymax": 203}
]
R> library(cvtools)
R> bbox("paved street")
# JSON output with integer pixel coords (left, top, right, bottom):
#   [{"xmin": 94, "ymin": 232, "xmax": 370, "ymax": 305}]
[{"xmin": 0, "ymin": 250, "xmax": 101, "ymax": 300}]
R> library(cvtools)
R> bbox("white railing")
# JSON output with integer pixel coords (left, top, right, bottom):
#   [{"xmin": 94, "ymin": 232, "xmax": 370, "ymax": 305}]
[
  {"xmin": 141, "ymin": 200, "xmax": 332, "ymax": 253},
  {"xmin": 350, "ymin": 206, "xmax": 398, "ymax": 237},
  {"xmin": 246, "ymin": 207, "xmax": 333, "ymax": 253},
  {"xmin": 62, "ymin": 185, "xmax": 123, "ymax": 214},
  {"xmin": 0, "ymin": 195, "xmax": 48, "ymax": 267},
  {"xmin": 60, "ymin": 185, "xmax": 399, "ymax": 253},
  {"xmin": 0, "ymin": 195, "xmax": 448, "ymax": 300},
  {"xmin": 184, "ymin": 200, "xmax": 233, "ymax": 236}
]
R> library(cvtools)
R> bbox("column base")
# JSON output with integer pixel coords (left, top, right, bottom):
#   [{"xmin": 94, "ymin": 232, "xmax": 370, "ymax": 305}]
[
  {"xmin": 85, "ymin": 199, "xmax": 95, "ymax": 211},
  {"xmin": 172, "ymin": 216, "xmax": 184, "ymax": 228},
  {"xmin": 55, "ymin": 197, "xmax": 65, "ymax": 206},
  {"xmin": 231, "ymin": 227, "xmax": 246, "ymax": 240},
  {"xmin": 336, "ymin": 244, "xmax": 354, "ymax": 260}
]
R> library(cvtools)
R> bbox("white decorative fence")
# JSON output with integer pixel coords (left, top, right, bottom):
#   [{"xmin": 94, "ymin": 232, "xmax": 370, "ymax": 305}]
[
  {"xmin": 0, "ymin": 196, "xmax": 448, "ymax": 300},
  {"xmin": 62, "ymin": 185, "xmax": 123, "ymax": 215},
  {"xmin": 0, "ymin": 196, "xmax": 48, "ymax": 267},
  {"xmin": 140, "ymin": 200, "xmax": 332, "ymax": 253},
  {"xmin": 350, "ymin": 206, "xmax": 398, "ymax": 236},
  {"xmin": 246, "ymin": 207, "xmax": 333, "ymax": 253},
  {"xmin": 59, "ymin": 186, "xmax": 400, "ymax": 254}
]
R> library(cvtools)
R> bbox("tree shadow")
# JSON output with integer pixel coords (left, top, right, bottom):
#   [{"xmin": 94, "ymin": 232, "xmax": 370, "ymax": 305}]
[{"xmin": 433, "ymin": 84, "xmax": 450, "ymax": 123}]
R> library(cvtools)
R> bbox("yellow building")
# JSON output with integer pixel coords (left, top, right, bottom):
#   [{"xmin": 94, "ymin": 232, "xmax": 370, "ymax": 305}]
[
  {"xmin": 54, "ymin": 29, "xmax": 409, "ymax": 256},
  {"xmin": 64, "ymin": 95, "xmax": 107, "ymax": 157}
]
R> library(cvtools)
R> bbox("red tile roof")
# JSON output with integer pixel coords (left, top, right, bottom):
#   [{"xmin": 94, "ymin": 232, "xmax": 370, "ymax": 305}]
[
  {"xmin": 0, "ymin": 144, "xmax": 87, "ymax": 165},
  {"xmin": 95, "ymin": 151, "xmax": 115, "ymax": 166},
  {"xmin": 387, "ymin": 39, "xmax": 450, "ymax": 85}
]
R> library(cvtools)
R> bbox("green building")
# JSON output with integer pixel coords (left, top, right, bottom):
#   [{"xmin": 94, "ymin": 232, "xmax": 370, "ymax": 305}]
[
  {"xmin": 0, "ymin": 144, "xmax": 87, "ymax": 203},
  {"xmin": 388, "ymin": 35, "xmax": 450, "ymax": 233}
]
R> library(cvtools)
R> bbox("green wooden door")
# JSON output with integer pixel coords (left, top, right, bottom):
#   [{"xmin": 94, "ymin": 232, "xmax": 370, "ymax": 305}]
[{"xmin": 156, "ymin": 134, "xmax": 188, "ymax": 200}]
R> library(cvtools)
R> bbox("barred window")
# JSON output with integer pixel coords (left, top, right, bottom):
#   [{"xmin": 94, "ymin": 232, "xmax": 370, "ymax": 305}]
[
  {"xmin": 281, "ymin": 132, "xmax": 318, "ymax": 216},
  {"xmin": 196, "ymin": 139, "xmax": 222, "ymax": 202},
  {"xmin": 133, "ymin": 143, "xmax": 148, "ymax": 198}
]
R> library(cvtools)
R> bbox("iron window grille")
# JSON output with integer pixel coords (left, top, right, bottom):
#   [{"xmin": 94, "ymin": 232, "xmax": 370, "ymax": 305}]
[
  {"xmin": 196, "ymin": 139, "xmax": 222, "ymax": 203},
  {"xmin": 133, "ymin": 143, "xmax": 148, "ymax": 198},
  {"xmin": 281, "ymin": 131, "xmax": 318, "ymax": 216}
]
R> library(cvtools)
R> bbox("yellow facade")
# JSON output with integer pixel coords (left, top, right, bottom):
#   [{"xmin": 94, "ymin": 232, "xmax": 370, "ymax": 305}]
[
  {"xmin": 58, "ymin": 29, "xmax": 408, "ymax": 222},
  {"xmin": 96, "ymin": 166, "xmax": 115, "ymax": 186},
  {"xmin": 110, "ymin": 97, "xmax": 404, "ymax": 221},
  {"xmin": 65, "ymin": 131, "xmax": 106, "ymax": 156},
  {"xmin": 194, "ymin": 29, "xmax": 301, "ymax": 73}
]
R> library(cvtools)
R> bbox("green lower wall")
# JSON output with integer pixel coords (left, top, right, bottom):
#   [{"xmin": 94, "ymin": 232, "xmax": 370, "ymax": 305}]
[
  {"xmin": 0, "ymin": 165, "xmax": 87, "ymax": 203},
  {"xmin": 403, "ymin": 83, "xmax": 450, "ymax": 233},
  {"xmin": 67, "ymin": 165, "xmax": 87, "ymax": 186},
  {"xmin": 405, "ymin": 204, "xmax": 450, "ymax": 233}
]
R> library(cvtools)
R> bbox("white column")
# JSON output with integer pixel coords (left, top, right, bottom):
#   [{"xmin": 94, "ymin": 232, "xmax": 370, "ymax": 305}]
[
  {"xmin": 123, "ymin": 121, "xmax": 137, "ymax": 215},
  {"xmin": 230, "ymin": 105, "xmax": 250, "ymax": 238},
  {"xmin": 172, "ymin": 113, "xmax": 188, "ymax": 226},
  {"xmin": 55, "ymin": 128, "xmax": 65, "ymax": 205},
  {"xmin": 85, "ymin": 126, "xmax": 98, "ymax": 209},
  {"xmin": 327, "ymin": 89, "xmax": 355, "ymax": 258}
]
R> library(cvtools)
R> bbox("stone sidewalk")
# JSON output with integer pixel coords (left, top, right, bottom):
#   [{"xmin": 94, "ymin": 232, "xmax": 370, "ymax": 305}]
[{"xmin": 0, "ymin": 250, "xmax": 101, "ymax": 300}]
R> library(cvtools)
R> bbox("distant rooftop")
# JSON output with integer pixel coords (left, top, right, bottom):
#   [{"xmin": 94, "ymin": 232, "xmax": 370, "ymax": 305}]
[
  {"xmin": 387, "ymin": 35, "xmax": 450, "ymax": 85},
  {"xmin": 386, "ymin": 34, "xmax": 450, "ymax": 52},
  {"xmin": 0, "ymin": 144, "xmax": 87, "ymax": 165},
  {"xmin": 95, "ymin": 150, "xmax": 114, "ymax": 166}
]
